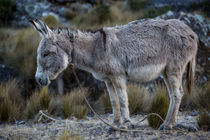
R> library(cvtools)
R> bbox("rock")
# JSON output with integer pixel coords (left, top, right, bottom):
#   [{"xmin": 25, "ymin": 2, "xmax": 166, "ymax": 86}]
[
  {"xmin": 149, "ymin": 0, "xmax": 205, "ymax": 10},
  {"xmin": 184, "ymin": 116, "xmax": 192, "ymax": 120},
  {"xmin": 69, "ymin": 2, "xmax": 92, "ymax": 14},
  {"xmin": 0, "ymin": 64, "xmax": 15, "ymax": 83},
  {"xmin": 191, "ymin": 111, "xmax": 199, "ymax": 116}
]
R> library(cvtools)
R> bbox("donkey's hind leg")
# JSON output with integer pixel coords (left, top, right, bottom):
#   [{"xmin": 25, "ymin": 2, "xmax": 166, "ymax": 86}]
[
  {"xmin": 105, "ymin": 80, "xmax": 121, "ymax": 125},
  {"xmin": 159, "ymin": 71, "xmax": 184, "ymax": 130}
]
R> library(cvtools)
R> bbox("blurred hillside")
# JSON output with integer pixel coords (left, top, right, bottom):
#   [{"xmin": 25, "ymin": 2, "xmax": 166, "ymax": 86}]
[{"xmin": 0, "ymin": 0, "xmax": 209, "ymax": 100}]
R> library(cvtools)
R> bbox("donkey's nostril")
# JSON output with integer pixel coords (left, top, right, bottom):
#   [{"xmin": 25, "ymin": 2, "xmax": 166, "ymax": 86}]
[{"xmin": 38, "ymin": 78, "xmax": 42, "ymax": 84}]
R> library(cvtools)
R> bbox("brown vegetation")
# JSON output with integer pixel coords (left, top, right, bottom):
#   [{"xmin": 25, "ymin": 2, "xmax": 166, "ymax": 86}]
[{"xmin": 147, "ymin": 87, "xmax": 169, "ymax": 128}]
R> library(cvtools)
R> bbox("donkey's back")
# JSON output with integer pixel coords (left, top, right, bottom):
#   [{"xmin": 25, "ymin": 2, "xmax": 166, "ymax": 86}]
[{"xmin": 103, "ymin": 19, "xmax": 197, "ymax": 82}]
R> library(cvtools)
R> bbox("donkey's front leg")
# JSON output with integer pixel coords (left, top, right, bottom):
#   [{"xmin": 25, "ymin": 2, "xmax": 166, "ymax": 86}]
[
  {"xmin": 112, "ymin": 76, "xmax": 131, "ymax": 128},
  {"xmin": 105, "ymin": 80, "xmax": 121, "ymax": 125}
]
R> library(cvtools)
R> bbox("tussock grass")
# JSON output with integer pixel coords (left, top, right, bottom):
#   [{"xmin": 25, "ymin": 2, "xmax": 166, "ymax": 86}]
[
  {"xmin": 195, "ymin": 82, "xmax": 210, "ymax": 112},
  {"xmin": 39, "ymin": 87, "xmax": 51, "ymax": 109},
  {"xmin": 42, "ymin": 15, "xmax": 59, "ymax": 27},
  {"xmin": 196, "ymin": 82, "xmax": 210, "ymax": 131},
  {"xmin": 198, "ymin": 112, "xmax": 210, "ymax": 131},
  {"xmin": 71, "ymin": 3, "xmax": 139, "ymax": 30},
  {"xmin": 24, "ymin": 92, "xmax": 40, "ymax": 119},
  {"xmin": 180, "ymin": 85, "xmax": 202, "ymax": 110},
  {"xmin": 100, "ymin": 84, "xmax": 147, "ymax": 114},
  {"xmin": 62, "ymin": 94, "xmax": 74, "ymax": 118},
  {"xmin": 24, "ymin": 87, "xmax": 51, "ymax": 119},
  {"xmin": 127, "ymin": 84, "xmax": 147, "ymax": 115},
  {"xmin": 128, "ymin": 0, "xmax": 148, "ymax": 11},
  {"xmin": 74, "ymin": 105, "xmax": 88, "ymax": 120},
  {"xmin": 100, "ymin": 91, "xmax": 112, "ymax": 114},
  {"xmin": 0, "ymin": 0, "xmax": 16, "ymax": 25},
  {"xmin": 59, "ymin": 129, "xmax": 82, "ymax": 140},
  {"xmin": 147, "ymin": 87, "xmax": 169, "ymax": 128},
  {"xmin": 0, "ymin": 28, "xmax": 39, "ymax": 76},
  {"xmin": 62, "ymin": 88, "xmax": 88, "ymax": 119},
  {"xmin": 0, "ymin": 80, "xmax": 24, "ymax": 122},
  {"xmin": 48, "ymin": 96, "xmax": 63, "ymax": 117}
]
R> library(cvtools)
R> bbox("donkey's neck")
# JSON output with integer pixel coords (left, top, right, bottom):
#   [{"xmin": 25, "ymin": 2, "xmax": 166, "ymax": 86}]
[{"xmin": 71, "ymin": 31, "xmax": 104, "ymax": 72}]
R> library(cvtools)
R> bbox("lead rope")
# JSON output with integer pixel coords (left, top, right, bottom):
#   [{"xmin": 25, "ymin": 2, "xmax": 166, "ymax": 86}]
[{"xmin": 38, "ymin": 65, "xmax": 164, "ymax": 132}]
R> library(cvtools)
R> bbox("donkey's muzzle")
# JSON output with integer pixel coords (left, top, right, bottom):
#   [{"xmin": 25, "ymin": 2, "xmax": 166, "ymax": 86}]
[{"xmin": 36, "ymin": 76, "xmax": 48, "ymax": 86}]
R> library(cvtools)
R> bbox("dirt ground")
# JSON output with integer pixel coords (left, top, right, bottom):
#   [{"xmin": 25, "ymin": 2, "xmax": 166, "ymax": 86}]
[{"xmin": 0, "ymin": 112, "xmax": 209, "ymax": 140}]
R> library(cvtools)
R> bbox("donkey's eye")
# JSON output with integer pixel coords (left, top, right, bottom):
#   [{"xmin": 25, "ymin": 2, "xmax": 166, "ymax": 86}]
[{"xmin": 43, "ymin": 53, "xmax": 49, "ymax": 57}]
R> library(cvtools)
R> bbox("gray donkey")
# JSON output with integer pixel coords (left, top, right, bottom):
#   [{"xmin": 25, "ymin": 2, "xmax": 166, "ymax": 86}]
[{"xmin": 30, "ymin": 18, "xmax": 197, "ymax": 130}]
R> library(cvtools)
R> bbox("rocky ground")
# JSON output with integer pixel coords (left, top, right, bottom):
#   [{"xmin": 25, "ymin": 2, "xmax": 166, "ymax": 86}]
[{"xmin": 0, "ymin": 111, "xmax": 209, "ymax": 140}]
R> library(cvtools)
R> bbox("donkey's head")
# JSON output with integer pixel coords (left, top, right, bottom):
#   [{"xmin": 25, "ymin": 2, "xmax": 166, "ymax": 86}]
[{"xmin": 30, "ymin": 19, "xmax": 72, "ymax": 86}]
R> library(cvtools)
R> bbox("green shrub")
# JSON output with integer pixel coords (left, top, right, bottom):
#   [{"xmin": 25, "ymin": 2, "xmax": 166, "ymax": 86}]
[
  {"xmin": 0, "ymin": 0, "xmax": 16, "ymax": 26},
  {"xmin": 198, "ymin": 112, "xmax": 210, "ymax": 131},
  {"xmin": 128, "ymin": 0, "xmax": 148, "ymax": 11},
  {"xmin": 127, "ymin": 84, "xmax": 147, "ymax": 114},
  {"xmin": 0, "ymin": 80, "xmax": 24, "ymax": 122},
  {"xmin": 42, "ymin": 15, "xmax": 59, "ymax": 27},
  {"xmin": 148, "ymin": 87, "xmax": 169, "ymax": 128},
  {"xmin": 140, "ymin": 6, "xmax": 171, "ymax": 19}
]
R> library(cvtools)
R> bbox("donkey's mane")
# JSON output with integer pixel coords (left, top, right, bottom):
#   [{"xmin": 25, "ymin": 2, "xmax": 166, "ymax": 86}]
[{"xmin": 50, "ymin": 27, "xmax": 107, "ymax": 51}]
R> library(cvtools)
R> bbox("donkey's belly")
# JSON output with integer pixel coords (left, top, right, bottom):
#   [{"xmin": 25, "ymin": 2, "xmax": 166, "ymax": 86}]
[{"xmin": 127, "ymin": 64, "xmax": 165, "ymax": 82}]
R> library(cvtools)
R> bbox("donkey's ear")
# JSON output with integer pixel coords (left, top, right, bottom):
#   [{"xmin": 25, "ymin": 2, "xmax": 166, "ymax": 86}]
[{"xmin": 29, "ymin": 19, "xmax": 53, "ymax": 38}]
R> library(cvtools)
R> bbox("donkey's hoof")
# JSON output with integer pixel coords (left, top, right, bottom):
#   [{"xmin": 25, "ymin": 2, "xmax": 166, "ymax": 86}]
[
  {"xmin": 158, "ymin": 124, "xmax": 173, "ymax": 130},
  {"xmin": 106, "ymin": 126, "xmax": 117, "ymax": 133},
  {"xmin": 113, "ymin": 119, "xmax": 121, "ymax": 126},
  {"xmin": 174, "ymin": 123, "xmax": 198, "ymax": 132},
  {"xmin": 120, "ymin": 120, "xmax": 134, "ymax": 130}
]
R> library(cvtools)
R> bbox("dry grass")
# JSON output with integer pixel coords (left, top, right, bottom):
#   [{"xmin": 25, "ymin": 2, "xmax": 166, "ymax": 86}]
[
  {"xmin": 48, "ymin": 96, "xmax": 63, "ymax": 117},
  {"xmin": 147, "ymin": 87, "xmax": 169, "ymax": 128},
  {"xmin": 58, "ymin": 128, "xmax": 83, "ymax": 140},
  {"xmin": 42, "ymin": 15, "xmax": 59, "ymax": 27},
  {"xmin": 198, "ymin": 112, "xmax": 210, "ymax": 131},
  {"xmin": 196, "ymin": 82, "xmax": 210, "ymax": 131},
  {"xmin": 100, "ymin": 84, "xmax": 147, "ymax": 114},
  {"xmin": 180, "ymin": 86, "xmax": 199, "ymax": 110},
  {"xmin": 195, "ymin": 82, "xmax": 210, "ymax": 112},
  {"xmin": 62, "ymin": 88, "xmax": 88, "ymax": 119},
  {"xmin": 24, "ymin": 87, "xmax": 51, "ymax": 119},
  {"xmin": 62, "ymin": 94, "xmax": 74, "ymax": 118},
  {"xmin": 127, "ymin": 84, "xmax": 147, "ymax": 115},
  {"xmin": 0, "ymin": 80, "xmax": 24, "ymax": 122},
  {"xmin": 71, "ymin": 2, "xmax": 139, "ymax": 30},
  {"xmin": 0, "ymin": 28, "xmax": 39, "ymax": 76},
  {"xmin": 100, "ymin": 91, "xmax": 112, "ymax": 114}
]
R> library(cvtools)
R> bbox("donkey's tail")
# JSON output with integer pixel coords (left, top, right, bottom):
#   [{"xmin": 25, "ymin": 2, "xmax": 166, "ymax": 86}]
[{"xmin": 186, "ymin": 56, "xmax": 196, "ymax": 95}]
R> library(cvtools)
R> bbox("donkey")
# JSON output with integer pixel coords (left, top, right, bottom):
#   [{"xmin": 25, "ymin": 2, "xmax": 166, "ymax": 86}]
[{"xmin": 30, "ymin": 18, "xmax": 197, "ymax": 130}]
